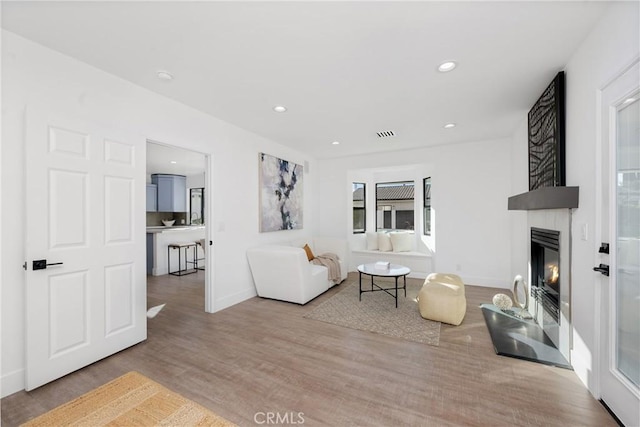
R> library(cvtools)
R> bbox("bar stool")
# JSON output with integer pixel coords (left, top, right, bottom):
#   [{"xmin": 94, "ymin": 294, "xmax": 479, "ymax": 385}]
[
  {"xmin": 167, "ymin": 242, "xmax": 197, "ymax": 276},
  {"xmin": 195, "ymin": 239, "xmax": 205, "ymax": 271}
]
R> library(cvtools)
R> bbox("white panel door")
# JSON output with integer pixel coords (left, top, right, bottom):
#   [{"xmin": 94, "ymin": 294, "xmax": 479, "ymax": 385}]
[
  {"xmin": 24, "ymin": 108, "xmax": 147, "ymax": 390},
  {"xmin": 598, "ymin": 60, "xmax": 640, "ymax": 427}
]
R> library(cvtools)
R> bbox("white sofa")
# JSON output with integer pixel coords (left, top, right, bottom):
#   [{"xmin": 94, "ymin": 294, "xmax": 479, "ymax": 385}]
[{"xmin": 247, "ymin": 237, "xmax": 348, "ymax": 304}]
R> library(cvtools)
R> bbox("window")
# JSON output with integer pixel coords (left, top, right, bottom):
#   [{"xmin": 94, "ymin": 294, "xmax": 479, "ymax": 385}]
[
  {"xmin": 352, "ymin": 182, "xmax": 366, "ymax": 233},
  {"xmin": 376, "ymin": 181, "xmax": 414, "ymax": 231},
  {"xmin": 423, "ymin": 177, "xmax": 431, "ymax": 235}
]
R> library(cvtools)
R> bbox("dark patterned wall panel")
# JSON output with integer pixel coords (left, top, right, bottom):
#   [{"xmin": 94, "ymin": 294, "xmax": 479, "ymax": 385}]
[{"xmin": 528, "ymin": 72, "xmax": 565, "ymax": 191}]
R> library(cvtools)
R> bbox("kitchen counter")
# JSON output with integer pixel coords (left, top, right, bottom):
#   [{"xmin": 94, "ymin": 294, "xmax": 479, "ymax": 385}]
[
  {"xmin": 146, "ymin": 225, "xmax": 205, "ymax": 234},
  {"xmin": 146, "ymin": 225, "xmax": 206, "ymax": 275}
]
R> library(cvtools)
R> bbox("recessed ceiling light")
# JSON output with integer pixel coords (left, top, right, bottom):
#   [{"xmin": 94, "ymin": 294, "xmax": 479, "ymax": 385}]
[
  {"xmin": 273, "ymin": 105, "xmax": 287, "ymax": 113},
  {"xmin": 332, "ymin": 141, "xmax": 340, "ymax": 145},
  {"xmin": 443, "ymin": 123, "xmax": 456, "ymax": 129},
  {"xmin": 170, "ymin": 161, "xmax": 177, "ymax": 164},
  {"xmin": 438, "ymin": 61, "xmax": 457, "ymax": 73},
  {"xmin": 157, "ymin": 71, "xmax": 174, "ymax": 81}
]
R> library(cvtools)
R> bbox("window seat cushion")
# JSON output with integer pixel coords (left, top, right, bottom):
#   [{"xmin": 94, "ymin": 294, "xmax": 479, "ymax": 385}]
[
  {"xmin": 351, "ymin": 249, "xmax": 432, "ymax": 279},
  {"xmin": 351, "ymin": 249, "xmax": 431, "ymax": 258}
]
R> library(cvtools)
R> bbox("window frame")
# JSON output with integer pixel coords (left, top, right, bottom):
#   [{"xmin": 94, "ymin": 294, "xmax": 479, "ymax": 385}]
[
  {"xmin": 423, "ymin": 177, "xmax": 432, "ymax": 236},
  {"xmin": 375, "ymin": 180, "xmax": 415, "ymax": 232},
  {"xmin": 352, "ymin": 182, "xmax": 366, "ymax": 234}
]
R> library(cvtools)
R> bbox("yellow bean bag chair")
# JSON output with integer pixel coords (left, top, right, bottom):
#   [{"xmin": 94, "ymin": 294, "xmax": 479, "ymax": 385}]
[{"xmin": 417, "ymin": 273, "xmax": 466, "ymax": 326}]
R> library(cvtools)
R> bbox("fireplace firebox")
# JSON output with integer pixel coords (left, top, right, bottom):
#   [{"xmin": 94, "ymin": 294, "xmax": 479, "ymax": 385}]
[{"xmin": 531, "ymin": 227, "xmax": 561, "ymax": 323}]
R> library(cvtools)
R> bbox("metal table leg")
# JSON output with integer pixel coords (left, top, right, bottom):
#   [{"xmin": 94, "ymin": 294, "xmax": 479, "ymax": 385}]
[{"xmin": 395, "ymin": 276, "xmax": 399, "ymax": 308}]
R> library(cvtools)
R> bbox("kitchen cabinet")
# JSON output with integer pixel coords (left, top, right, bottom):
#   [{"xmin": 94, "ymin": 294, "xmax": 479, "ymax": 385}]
[
  {"xmin": 151, "ymin": 174, "xmax": 187, "ymax": 212},
  {"xmin": 146, "ymin": 184, "xmax": 157, "ymax": 212},
  {"xmin": 146, "ymin": 233, "xmax": 154, "ymax": 274}
]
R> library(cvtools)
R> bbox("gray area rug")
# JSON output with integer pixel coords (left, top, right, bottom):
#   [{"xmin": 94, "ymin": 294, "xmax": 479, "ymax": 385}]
[{"xmin": 304, "ymin": 278, "xmax": 440, "ymax": 346}]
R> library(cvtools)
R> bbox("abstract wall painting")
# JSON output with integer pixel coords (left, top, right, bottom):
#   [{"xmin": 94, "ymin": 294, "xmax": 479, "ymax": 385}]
[
  {"xmin": 259, "ymin": 153, "xmax": 303, "ymax": 232},
  {"xmin": 528, "ymin": 71, "xmax": 566, "ymax": 191}
]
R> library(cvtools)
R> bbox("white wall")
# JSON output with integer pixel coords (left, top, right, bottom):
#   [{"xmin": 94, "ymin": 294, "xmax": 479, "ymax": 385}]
[
  {"xmin": 316, "ymin": 137, "xmax": 513, "ymax": 288},
  {"xmin": 1, "ymin": 31, "xmax": 318, "ymax": 396},
  {"xmin": 509, "ymin": 2, "xmax": 639, "ymax": 396},
  {"xmin": 508, "ymin": 119, "xmax": 529, "ymax": 285}
]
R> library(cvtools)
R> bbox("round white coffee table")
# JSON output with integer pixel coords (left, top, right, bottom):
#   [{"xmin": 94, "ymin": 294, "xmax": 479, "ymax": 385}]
[{"xmin": 357, "ymin": 263, "xmax": 411, "ymax": 308}]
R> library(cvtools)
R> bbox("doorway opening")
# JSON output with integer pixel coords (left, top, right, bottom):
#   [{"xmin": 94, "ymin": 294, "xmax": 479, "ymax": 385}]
[{"xmin": 146, "ymin": 140, "xmax": 211, "ymax": 313}]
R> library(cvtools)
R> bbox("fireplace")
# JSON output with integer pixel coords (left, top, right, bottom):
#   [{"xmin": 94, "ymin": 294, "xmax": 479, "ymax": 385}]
[
  {"xmin": 529, "ymin": 226, "xmax": 567, "ymax": 354},
  {"xmin": 506, "ymin": 72, "xmax": 574, "ymax": 363},
  {"xmin": 531, "ymin": 227, "xmax": 561, "ymax": 323}
]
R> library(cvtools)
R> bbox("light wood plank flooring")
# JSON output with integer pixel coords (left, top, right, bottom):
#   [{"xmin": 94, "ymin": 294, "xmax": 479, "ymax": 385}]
[{"xmin": 2, "ymin": 272, "xmax": 616, "ymax": 426}]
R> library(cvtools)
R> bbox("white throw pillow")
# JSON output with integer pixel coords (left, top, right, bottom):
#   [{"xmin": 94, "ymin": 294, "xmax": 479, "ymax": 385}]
[
  {"xmin": 377, "ymin": 233, "xmax": 393, "ymax": 252},
  {"xmin": 389, "ymin": 232, "xmax": 412, "ymax": 252},
  {"xmin": 366, "ymin": 232, "xmax": 379, "ymax": 250}
]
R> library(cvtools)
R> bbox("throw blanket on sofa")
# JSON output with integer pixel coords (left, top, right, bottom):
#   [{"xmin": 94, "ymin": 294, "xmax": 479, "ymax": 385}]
[{"xmin": 311, "ymin": 252, "xmax": 342, "ymax": 283}]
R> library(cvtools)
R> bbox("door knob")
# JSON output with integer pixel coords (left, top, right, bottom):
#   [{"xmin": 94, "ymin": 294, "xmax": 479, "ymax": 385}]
[
  {"xmin": 593, "ymin": 264, "xmax": 609, "ymax": 276},
  {"xmin": 32, "ymin": 259, "xmax": 64, "ymax": 271}
]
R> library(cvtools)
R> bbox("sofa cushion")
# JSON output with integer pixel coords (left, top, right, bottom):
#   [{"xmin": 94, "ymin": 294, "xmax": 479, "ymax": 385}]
[
  {"xmin": 366, "ymin": 232, "xmax": 379, "ymax": 250},
  {"xmin": 389, "ymin": 232, "xmax": 412, "ymax": 252},
  {"xmin": 377, "ymin": 233, "xmax": 393, "ymax": 252},
  {"xmin": 303, "ymin": 243, "xmax": 315, "ymax": 261}
]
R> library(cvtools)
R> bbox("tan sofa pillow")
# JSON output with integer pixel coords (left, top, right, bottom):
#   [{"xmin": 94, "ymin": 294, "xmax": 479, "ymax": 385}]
[{"xmin": 303, "ymin": 244, "xmax": 315, "ymax": 261}]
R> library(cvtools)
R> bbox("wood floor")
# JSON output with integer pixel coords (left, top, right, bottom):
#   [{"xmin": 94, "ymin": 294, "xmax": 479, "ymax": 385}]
[{"xmin": 2, "ymin": 272, "xmax": 616, "ymax": 426}]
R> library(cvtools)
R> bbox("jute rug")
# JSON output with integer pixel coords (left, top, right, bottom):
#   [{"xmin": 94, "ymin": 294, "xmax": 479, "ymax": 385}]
[
  {"xmin": 304, "ymin": 277, "xmax": 440, "ymax": 346},
  {"xmin": 21, "ymin": 371, "xmax": 236, "ymax": 427}
]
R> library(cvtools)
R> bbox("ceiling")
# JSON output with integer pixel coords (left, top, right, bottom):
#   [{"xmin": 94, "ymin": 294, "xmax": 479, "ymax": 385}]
[
  {"xmin": 2, "ymin": 1, "xmax": 610, "ymax": 159},
  {"xmin": 147, "ymin": 141, "xmax": 205, "ymax": 176}
]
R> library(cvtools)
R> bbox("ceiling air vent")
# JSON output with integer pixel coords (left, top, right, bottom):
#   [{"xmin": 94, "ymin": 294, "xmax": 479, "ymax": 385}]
[{"xmin": 376, "ymin": 130, "xmax": 395, "ymax": 138}]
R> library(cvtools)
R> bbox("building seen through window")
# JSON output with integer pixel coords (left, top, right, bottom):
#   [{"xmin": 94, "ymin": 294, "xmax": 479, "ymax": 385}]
[{"xmin": 376, "ymin": 181, "xmax": 414, "ymax": 231}]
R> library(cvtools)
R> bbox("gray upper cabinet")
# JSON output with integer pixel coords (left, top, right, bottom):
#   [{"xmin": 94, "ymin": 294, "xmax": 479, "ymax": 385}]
[
  {"xmin": 146, "ymin": 184, "xmax": 158, "ymax": 212},
  {"xmin": 151, "ymin": 174, "xmax": 187, "ymax": 212}
]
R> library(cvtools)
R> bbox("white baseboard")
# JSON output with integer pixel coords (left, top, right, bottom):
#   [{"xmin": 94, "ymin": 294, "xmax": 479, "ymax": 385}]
[
  {"xmin": 1, "ymin": 368, "xmax": 24, "ymax": 398},
  {"xmin": 152, "ymin": 267, "xmax": 168, "ymax": 276},
  {"xmin": 463, "ymin": 275, "xmax": 510, "ymax": 289},
  {"xmin": 214, "ymin": 287, "xmax": 257, "ymax": 312}
]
